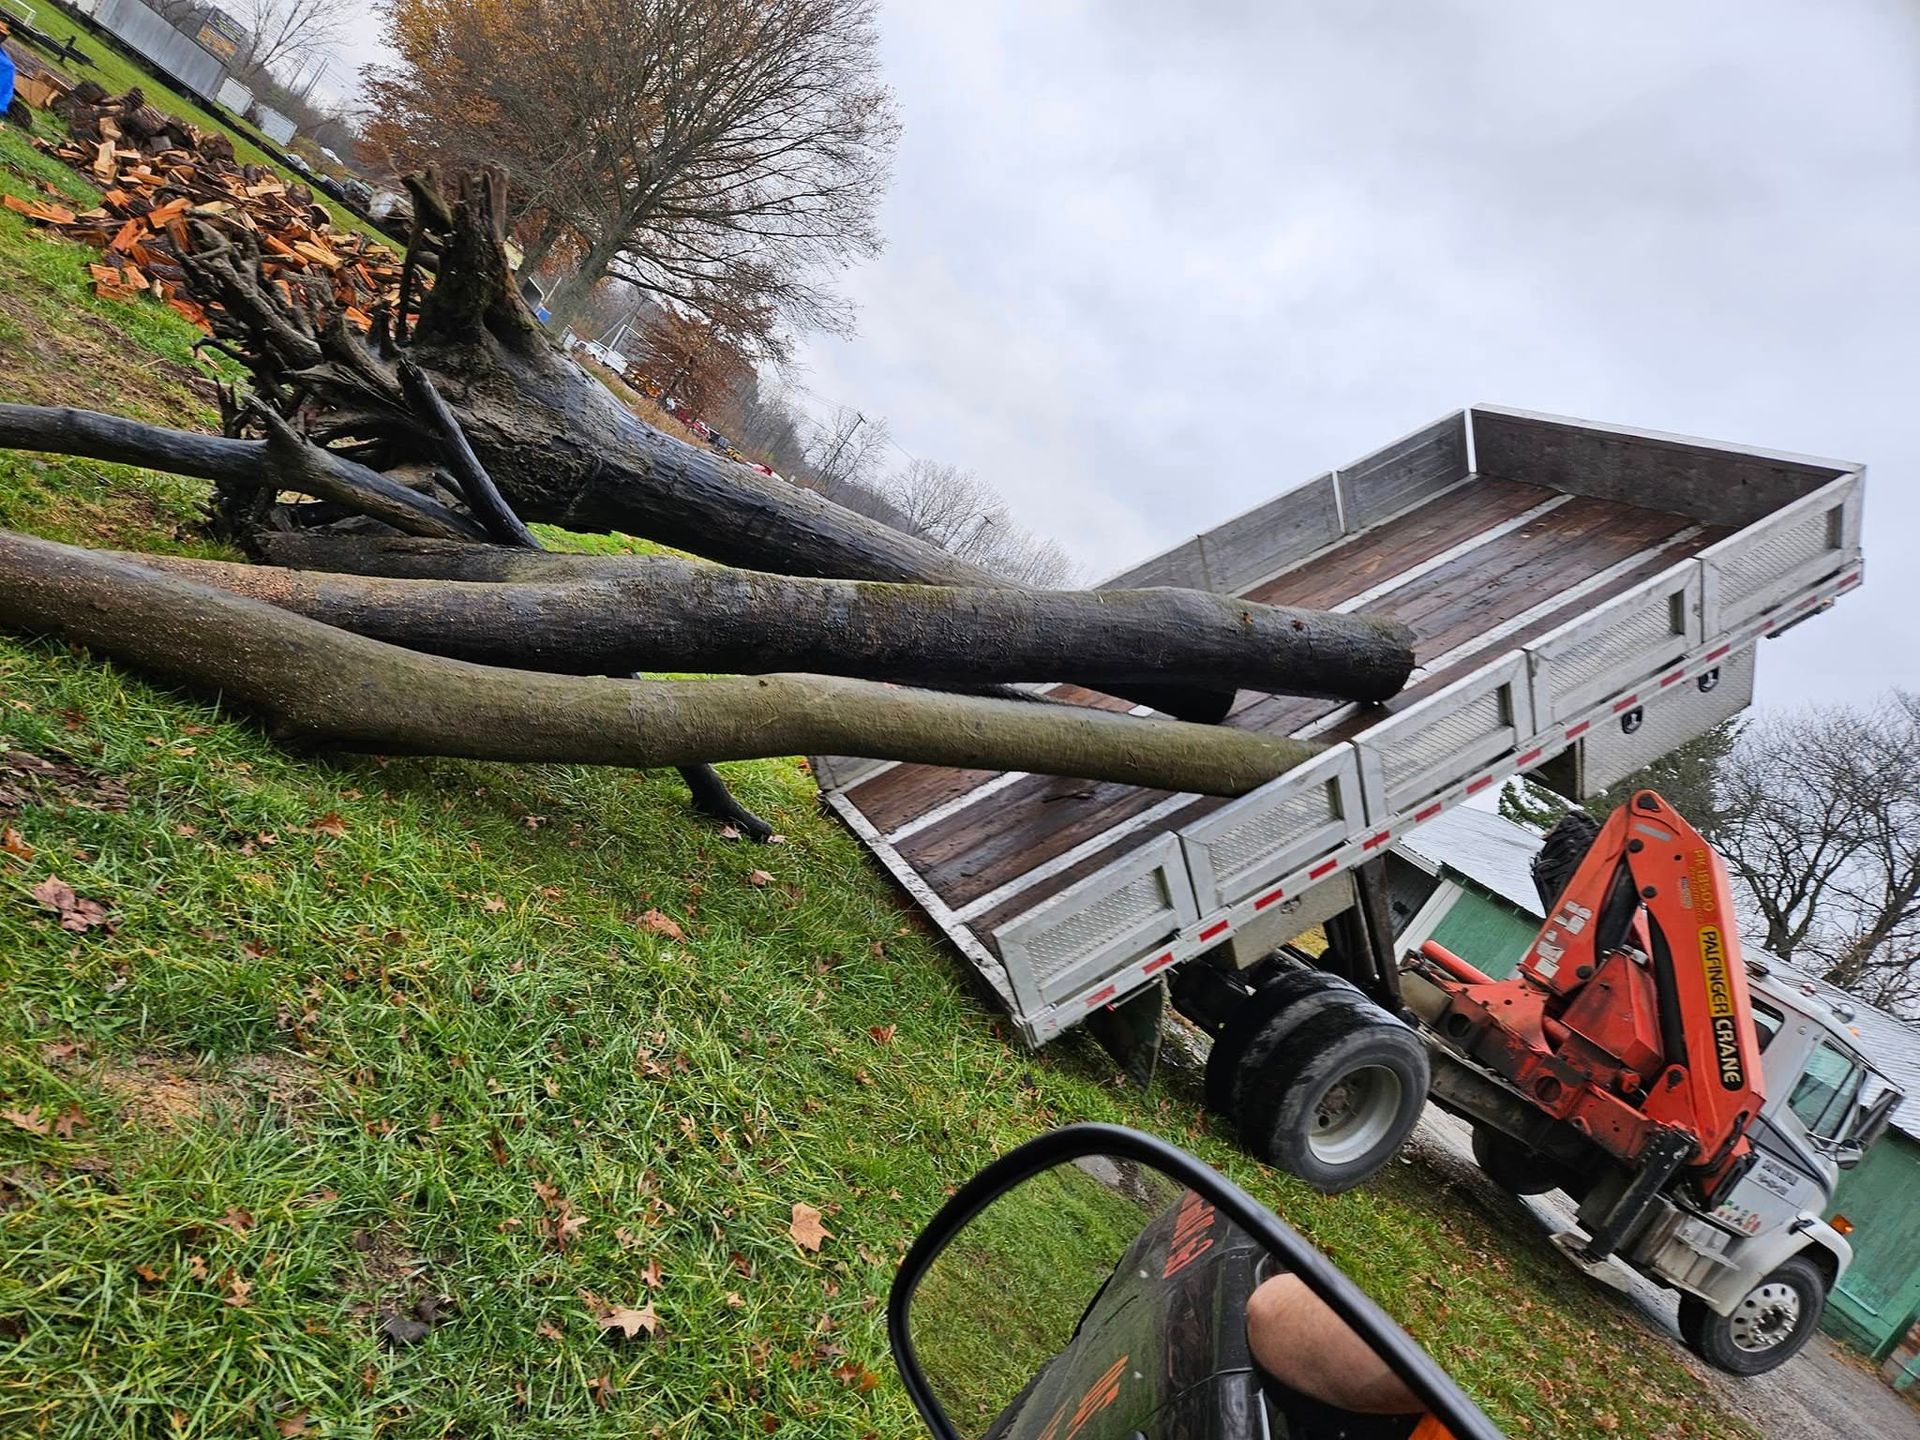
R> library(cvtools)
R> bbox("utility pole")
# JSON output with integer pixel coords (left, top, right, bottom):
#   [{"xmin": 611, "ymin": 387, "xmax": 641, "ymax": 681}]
[{"xmin": 814, "ymin": 411, "xmax": 867, "ymax": 487}]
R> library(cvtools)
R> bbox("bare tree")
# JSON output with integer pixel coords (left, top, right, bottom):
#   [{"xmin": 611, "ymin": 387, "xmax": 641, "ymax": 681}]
[
  {"xmin": 1718, "ymin": 695, "xmax": 1920, "ymax": 1014},
  {"xmin": 229, "ymin": 0, "xmax": 348, "ymax": 86},
  {"xmin": 368, "ymin": 0, "xmax": 897, "ymax": 335},
  {"xmin": 887, "ymin": 458, "xmax": 1078, "ymax": 587}
]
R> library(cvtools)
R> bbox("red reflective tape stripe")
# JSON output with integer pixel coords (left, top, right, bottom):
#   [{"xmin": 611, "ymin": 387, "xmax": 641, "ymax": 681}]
[
  {"xmin": 1414, "ymin": 803, "xmax": 1443, "ymax": 822},
  {"xmin": 1143, "ymin": 951, "xmax": 1175, "ymax": 974},
  {"xmin": 1841, "ymin": 571, "xmax": 1861, "ymax": 587},
  {"xmin": 1659, "ymin": 670, "xmax": 1684, "ymax": 687},
  {"xmin": 1198, "ymin": 920, "xmax": 1230, "ymax": 941},
  {"xmin": 1253, "ymin": 887, "xmax": 1286, "ymax": 910},
  {"xmin": 1613, "ymin": 694, "xmax": 1640, "ymax": 712},
  {"xmin": 1566, "ymin": 721, "xmax": 1590, "ymax": 739},
  {"xmin": 1309, "ymin": 859, "xmax": 1338, "ymax": 880},
  {"xmin": 1084, "ymin": 985, "xmax": 1116, "ymax": 1008},
  {"xmin": 1517, "ymin": 748, "xmax": 1543, "ymax": 766},
  {"xmin": 1704, "ymin": 644, "xmax": 1730, "ymax": 662},
  {"xmin": 1362, "ymin": 830, "xmax": 1391, "ymax": 850},
  {"xmin": 1466, "ymin": 775, "xmax": 1494, "ymax": 795}
]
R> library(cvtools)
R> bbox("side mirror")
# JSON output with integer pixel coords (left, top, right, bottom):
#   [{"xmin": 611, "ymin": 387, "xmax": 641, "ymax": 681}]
[
  {"xmin": 889, "ymin": 1123, "xmax": 1503, "ymax": 1440},
  {"xmin": 1834, "ymin": 1143, "xmax": 1865, "ymax": 1171}
]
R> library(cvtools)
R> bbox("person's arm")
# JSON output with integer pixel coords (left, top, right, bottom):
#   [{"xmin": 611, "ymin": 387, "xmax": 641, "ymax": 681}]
[{"xmin": 1245, "ymin": 1274, "xmax": 1425, "ymax": 1417}]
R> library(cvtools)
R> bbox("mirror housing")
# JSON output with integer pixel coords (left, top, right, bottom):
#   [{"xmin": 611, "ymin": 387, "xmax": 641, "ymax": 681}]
[{"xmin": 888, "ymin": 1123, "xmax": 1504, "ymax": 1440}]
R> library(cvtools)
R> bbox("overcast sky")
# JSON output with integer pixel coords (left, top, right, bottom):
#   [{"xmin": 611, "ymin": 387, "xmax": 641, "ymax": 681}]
[
  {"xmin": 780, "ymin": 0, "xmax": 1919, "ymax": 710},
  {"xmin": 336, "ymin": 2, "xmax": 1918, "ymax": 708}
]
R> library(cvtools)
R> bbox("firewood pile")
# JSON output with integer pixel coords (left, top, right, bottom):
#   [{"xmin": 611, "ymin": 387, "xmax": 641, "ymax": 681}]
[{"xmin": 6, "ymin": 84, "xmax": 412, "ymax": 334}]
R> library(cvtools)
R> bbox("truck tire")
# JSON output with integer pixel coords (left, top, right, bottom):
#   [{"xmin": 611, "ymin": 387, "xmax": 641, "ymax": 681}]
[
  {"xmin": 1236, "ymin": 998, "xmax": 1430, "ymax": 1194},
  {"xmin": 1677, "ymin": 1254, "xmax": 1828, "ymax": 1375},
  {"xmin": 1532, "ymin": 810, "xmax": 1600, "ymax": 911},
  {"xmin": 1203, "ymin": 968, "xmax": 1358, "ymax": 1120},
  {"xmin": 1469, "ymin": 1124, "xmax": 1560, "ymax": 1196}
]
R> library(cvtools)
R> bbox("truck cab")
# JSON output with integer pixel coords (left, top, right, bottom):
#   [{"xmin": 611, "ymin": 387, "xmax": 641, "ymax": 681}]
[{"xmin": 1596, "ymin": 966, "xmax": 1901, "ymax": 1372}]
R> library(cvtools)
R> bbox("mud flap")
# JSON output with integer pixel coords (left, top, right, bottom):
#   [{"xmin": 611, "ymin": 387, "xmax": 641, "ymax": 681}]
[{"xmin": 1087, "ymin": 981, "xmax": 1166, "ymax": 1089}]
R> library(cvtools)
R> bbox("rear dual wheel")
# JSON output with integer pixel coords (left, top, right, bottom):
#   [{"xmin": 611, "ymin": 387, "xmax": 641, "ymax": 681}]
[{"xmin": 1206, "ymin": 968, "xmax": 1429, "ymax": 1194}]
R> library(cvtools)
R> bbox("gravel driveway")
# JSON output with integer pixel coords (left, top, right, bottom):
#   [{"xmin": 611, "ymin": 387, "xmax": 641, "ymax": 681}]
[{"xmin": 1412, "ymin": 1107, "xmax": 1920, "ymax": 1439}]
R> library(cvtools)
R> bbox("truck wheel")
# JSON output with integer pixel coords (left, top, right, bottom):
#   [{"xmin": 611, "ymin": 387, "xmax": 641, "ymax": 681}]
[
  {"xmin": 1236, "ymin": 999, "xmax": 1430, "ymax": 1194},
  {"xmin": 1203, "ymin": 968, "xmax": 1359, "ymax": 1120},
  {"xmin": 1677, "ymin": 1255, "xmax": 1828, "ymax": 1375},
  {"xmin": 1469, "ymin": 1125, "xmax": 1560, "ymax": 1196},
  {"xmin": 1532, "ymin": 810, "xmax": 1600, "ymax": 911}
]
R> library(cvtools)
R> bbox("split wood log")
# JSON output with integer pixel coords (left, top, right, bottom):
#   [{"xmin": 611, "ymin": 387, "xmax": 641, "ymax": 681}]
[
  {"xmin": 0, "ymin": 531, "xmax": 1323, "ymax": 796},
  {"xmin": 115, "ymin": 548, "xmax": 1416, "ymax": 700}
]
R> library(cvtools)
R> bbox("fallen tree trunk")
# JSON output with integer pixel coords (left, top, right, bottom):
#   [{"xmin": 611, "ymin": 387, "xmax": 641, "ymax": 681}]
[
  {"xmin": 0, "ymin": 531, "xmax": 1322, "ymax": 795},
  {"xmin": 166, "ymin": 171, "xmax": 1241, "ymax": 722},
  {"xmin": 117, "ymin": 547, "xmax": 1416, "ymax": 700}
]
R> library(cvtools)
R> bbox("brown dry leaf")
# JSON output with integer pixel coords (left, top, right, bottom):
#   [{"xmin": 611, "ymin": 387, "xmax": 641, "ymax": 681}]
[
  {"xmin": 173, "ymin": 822, "xmax": 197, "ymax": 837},
  {"xmin": 135, "ymin": 1263, "xmax": 169, "ymax": 1283},
  {"xmin": 587, "ymin": 1374, "xmax": 614, "ymax": 1407},
  {"xmin": 719, "ymin": 824, "xmax": 742, "ymax": 840},
  {"xmin": 52, "ymin": 1104, "xmax": 84, "ymax": 1140},
  {"xmin": 760, "ymin": 1415, "xmax": 778, "ymax": 1434},
  {"xmin": 2, "ymin": 1106, "xmax": 48, "ymax": 1136},
  {"xmin": 746, "ymin": 870, "xmax": 772, "ymax": 888},
  {"xmin": 788, "ymin": 1203, "xmax": 831, "ymax": 1253},
  {"xmin": 730, "ymin": 1251, "xmax": 754, "ymax": 1279},
  {"xmin": 186, "ymin": 1254, "xmax": 209, "ymax": 1279},
  {"xmin": 636, "ymin": 909, "xmax": 684, "ymax": 941},
  {"xmin": 535, "ymin": 1319, "xmax": 563, "ymax": 1340},
  {"xmin": 220, "ymin": 1206, "xmax": 256, "ymax": 1237},
  {"xmin": 0, "ymin": 825, "xmax": 33, "ymax": 860},
  {"xmin": 725, "ymin": 1291, "xmax": 744, "ymax": 1308},
  {"xmin": 311, "ymin": 812, "xmax": 349, "ymax": 838},
  {"xmin": 480, "ymin": 896, "xmax": 506, "ymax": 913},
  {"xmin": 596, "ymin": 1301, "xmax": 659, "ymax": 1339},
  {"xmin": 274, "ymin": 1409, "xmax": 310, "ymax": 1437},
  {"xmin": 28, "ymin": 875, "xmax": 111, "ymax": 933},
  {"xmin": 225, "ymin": 1274, "xmax": 253, "ymax": 1307},
  {"xmin": 640, "ymin": 1257, "xmax": 663, "ymax": 1290},
  {"xmin": 768, "ymin": 834, "xmax": 788, "ymax": 845},
  {"xmin": 868, "ymin": 1025, "xmax": 896, "ymax": 1046}
]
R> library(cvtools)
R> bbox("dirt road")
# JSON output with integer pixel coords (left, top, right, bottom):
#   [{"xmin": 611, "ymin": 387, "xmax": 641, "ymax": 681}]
[{"xmin": 1412, "ymin": 1108, "xmax": 1920, "ymax": 1439}]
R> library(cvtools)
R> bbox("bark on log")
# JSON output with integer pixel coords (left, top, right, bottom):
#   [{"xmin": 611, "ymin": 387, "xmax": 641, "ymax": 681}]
[
  {"xmin": 116, "ymin": 548, "xmax": 1416, "ymax": 700},
  {"xmin": 172, "ymin": 171, "xmax": 1239, "ymax": 722},
  {"xmin": 0, "ymin": 531, "xmax": 1322, "ymax": 796}
]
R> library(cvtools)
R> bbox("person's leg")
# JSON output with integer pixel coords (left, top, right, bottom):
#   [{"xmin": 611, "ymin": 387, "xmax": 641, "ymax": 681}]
[{"xmin": 1245, "ymin": 1274, "xmax": 1424, "ymax": 1417}]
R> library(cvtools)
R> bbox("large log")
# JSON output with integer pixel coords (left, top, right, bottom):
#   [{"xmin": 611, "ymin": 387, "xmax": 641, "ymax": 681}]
[
  {"xmin": 170, "ymin": 172, "xmax": 1242, "ymax": 722},
  {"xmin": 119, "ymin": 546, "xmax": 1416, "ymax": 700},
  {"xmin": 0, "ymin": 532, "xmax": 1323, "ymax": 796}
]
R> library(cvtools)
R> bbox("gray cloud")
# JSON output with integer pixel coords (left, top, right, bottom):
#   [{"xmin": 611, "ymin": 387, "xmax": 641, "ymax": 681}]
[{"xmin": 794, "ymin": 0, "xmax": 1920, "ymax": 706}]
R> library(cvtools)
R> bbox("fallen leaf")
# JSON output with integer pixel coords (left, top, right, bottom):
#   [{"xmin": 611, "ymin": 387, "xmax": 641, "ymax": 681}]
[
  {"xmin": 719, "ymin": 824, "xmax": 742, "ymax": 840},
  {"xmin": 636, "ymin": 909, "xmax": 683, "ymax": 941},
  {"xmin": 535, "ymin": 1319, "xmax": 563, "ymax": 1340},
  {"xmin": 52, "ymin": 1105, "xmax": 83, "ymax": 1139},
  {"xmin": 225, "ymin": 1275, "xmax": 253, "ymax": 1307},
  {"xmin": 275, "ymin": 1409, "xmax": 310, "ymax": 1436},
  {"xmin": 725, "ymin": 1291, "xmax": 744, "ymax": 1308},
  {"xmin": 135, "ymin": 1263, "xmax": 169, "ymax": 1283},
  {"xmin": 595, "ymin": 1301, "xmax": 658, "ymax": 1339},
  {"xmin": 376, "ymin": 1309, "xmax": 431, "ymax": 1347},
  {"xmin": 868, "ymin": 1025, "xmax": 896, "ymax": 1046},
  {"xmin": 312, "ymin": 812, "xmax": 348, "ymax": 837},
  {"xmin": 587, "ymin": 1373, "xmax": 614, "ymax": 1407},
  {"xmin": 640, "ymin": 1257, "xmax": 663, "ymax": 1290},
  {"xmin": 746, "ymin": 870, "xmax": 772, "ymax": 888},
  {"xmin": 481, "ymin": 896, "xmax": 506, "ymax": 913},
  {"xmin": 760, "ymin": 1415, "xmax": 778, "ymax": 1433},
  {"xmin": 186, "ymin": 1255, "xmax": 209, "ymax": 1279},
  {"xmin": 0, "ymin": 826, "xmax": 32, "ymax": 860},
  {"xmin": 173, "ymin": 823, "xmax": 197, "ymax": 837},
  {"xmin": 27, "ymin": 875, "xmax": 111, "ymax": 933},
  {"xmin": 2, "ymin": 1106, "xmax": 48, "ymax": 1136},
  {"xmin": 219, "ymin": 1206, "xmax": 256, "ymax": 1237},
  {"xmin": 730, "ymin": 1251, "xmax": 754, "ymax": 1279},
  {"xmin": 768, "ymin": 834, "xmax": 788, "ymax": 845},
  {"xmin": 242, "ymin": 940, "xmax": 272, "ymax": 959},
  {"xmin": 788, "ymin": 1203, "xmax": 831, "ymax": 1253}
]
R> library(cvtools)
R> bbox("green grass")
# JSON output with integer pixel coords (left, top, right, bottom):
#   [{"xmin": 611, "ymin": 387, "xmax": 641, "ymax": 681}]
[{"xmin": 0, "ymin": 146, "xmax": 1757, "ymax": 1439}]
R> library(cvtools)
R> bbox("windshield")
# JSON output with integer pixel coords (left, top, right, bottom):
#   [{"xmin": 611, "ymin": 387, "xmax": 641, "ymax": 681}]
[{"xmin": 1788, "ymin": 1039, "xmax": 1866, "ymax": 1141}]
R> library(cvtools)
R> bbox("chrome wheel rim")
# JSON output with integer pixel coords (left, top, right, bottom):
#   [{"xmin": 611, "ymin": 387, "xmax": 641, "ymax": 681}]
[
  {"xmin": 1309, "ymin": 1065, "xmax": 1404, "ymax": 1166},
  {"xmin": 1729, "ymin": 1281, "xmax": 1803, "ymax": 1353}
]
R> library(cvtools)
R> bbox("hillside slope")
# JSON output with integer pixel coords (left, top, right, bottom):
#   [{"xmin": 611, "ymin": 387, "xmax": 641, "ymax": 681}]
[{"xmin": 0, "ymin": 117, "xmax": 1751, "ymax": 1439}]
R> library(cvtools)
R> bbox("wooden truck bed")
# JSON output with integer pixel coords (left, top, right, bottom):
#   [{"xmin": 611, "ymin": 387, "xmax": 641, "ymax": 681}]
[{"xmin": 815, "ymin": 407, "xmax": 1865, "ymax": 1045}]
